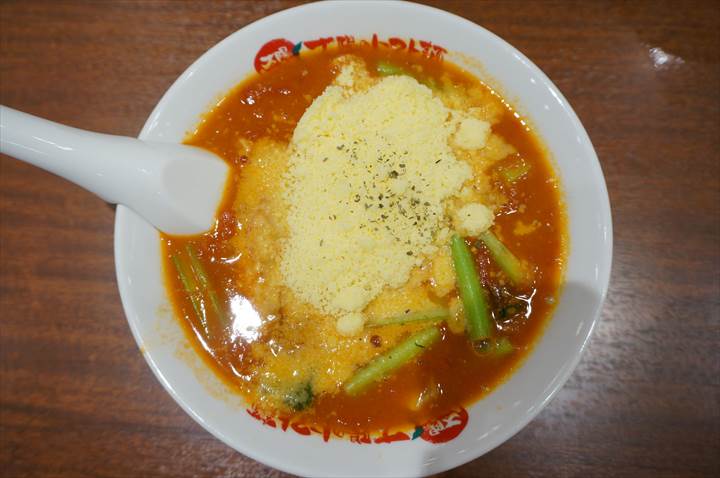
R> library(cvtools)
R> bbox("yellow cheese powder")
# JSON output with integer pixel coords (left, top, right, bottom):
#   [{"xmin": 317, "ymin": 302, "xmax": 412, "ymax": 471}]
[{"xmin": 281, "ymin": 72, "xmax": 472, "ymax": 315}]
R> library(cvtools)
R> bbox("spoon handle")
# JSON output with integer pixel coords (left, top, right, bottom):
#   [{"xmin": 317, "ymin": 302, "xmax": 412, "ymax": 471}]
[
  {"xmin": 0, "ymin": 106, "xmax": 229, "ymax": 235},
  {"xmin": 1, "ymin": 105, "xmax": 166, "ymax": 204}
]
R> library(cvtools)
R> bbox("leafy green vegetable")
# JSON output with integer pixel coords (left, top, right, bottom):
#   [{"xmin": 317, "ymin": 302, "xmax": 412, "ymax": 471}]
[
  {"xmin": 366, "ymin": 308, "xmax": 448, "ymax": 328},
  {"xmin": 450, "ymin": 234, "xmax": 493, "ymax": 341},
  {"xmin": 284, "ymin": 382, "xmax": 314, "ymax": 411},
  {"xmin": 477, "ymin": 231, "xmax": 526, "ymax": 286},
  {"xmin": 344, "ymin": 326, "xmax": 441, "ymax": 396}
]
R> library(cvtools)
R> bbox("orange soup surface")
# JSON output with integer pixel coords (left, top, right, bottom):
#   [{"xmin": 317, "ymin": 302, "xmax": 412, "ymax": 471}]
[{"xmin": 162, "ymin": 44, "xmax": 566, "ymax": 436}]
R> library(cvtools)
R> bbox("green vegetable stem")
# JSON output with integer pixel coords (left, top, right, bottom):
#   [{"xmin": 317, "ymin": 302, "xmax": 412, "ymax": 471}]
[
  {"xmin": 344, "ymin": 326, "xmax": 441, "ymax": 396},
  {"xmin": 450, "ymin": 234, "xmax": 493, "ymax": 341},
  {"xmin": 185, "ymin": 244, "xmax": 227, "ymax": 325},
  {"xmin": 366, "ymin": 308, "xmax": 448, "ymax": 328},
  {"xmin": 499, "ymin": 158, "xmax": 531, "ymax": 182},
  {"xmin": 171, "ymin": 253, "xmax": 210, "ymax": 337},
  {"xmin": 376, "ymin": 60, "xmax": 406, "ymax": 76},
  {"xmin": 477, "ymin": 230, "xmax": 526, "ymax": 286}
]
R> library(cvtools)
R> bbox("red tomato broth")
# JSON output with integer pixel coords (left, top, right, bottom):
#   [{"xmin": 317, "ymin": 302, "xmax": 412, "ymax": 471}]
[{"xmin": 161, "ymin": 43, "xmax": 567, "ymax": 436}]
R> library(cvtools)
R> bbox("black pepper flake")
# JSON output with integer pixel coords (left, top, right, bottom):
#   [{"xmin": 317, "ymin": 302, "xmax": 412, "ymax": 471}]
[
  {"xmin": 406, "ymin": 251, "xmax": 413, "ymax": 256},
  {"xmin": 435, "ymin": 159, "xmax": 442, "ymax": 164},
  {"xmin": 400, "ymin": 163, "xmax": 406, "ymax": 168},
  {"xmin": 322, "ymin": 157, "xmax": 328, "ymax": 162},
  {"xmin": 424, "ymin": 202, "xmax": 431, "ymax": 206},
  {"xmin": 389, "ymin": 170, "xmax": 399, "ymax": 178},
  {"xmin": 405, "ymin": 309, "xmax": 411, "ymax": 314},
  {"xmin": 354, "ymin": 194, "xmax": 361, "ymax": 202},
  {"xmin": 337, "ymin": 144, "xmax": 345, "ymax": 150},
  {"xmin": 378, "ymin": 204, "xmax": 384, "ymax": 209}
]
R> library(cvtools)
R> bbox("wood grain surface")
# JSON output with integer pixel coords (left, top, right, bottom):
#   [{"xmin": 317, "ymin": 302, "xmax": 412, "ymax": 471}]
[{"xmin": 1, "ymin": 1, "xmax": 718, "ymax": 477}]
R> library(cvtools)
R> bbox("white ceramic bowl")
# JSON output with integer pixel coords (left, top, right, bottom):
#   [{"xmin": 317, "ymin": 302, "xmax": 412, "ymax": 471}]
[{"xmin": 114, "ymin": 1, "xmax": 612, "ymax": 476}]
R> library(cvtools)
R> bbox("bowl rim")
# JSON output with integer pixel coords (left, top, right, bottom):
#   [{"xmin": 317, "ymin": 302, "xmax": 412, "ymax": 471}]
[{"xmin": 114, "ymin": 1, "xmax": 613, "ymax": 476}]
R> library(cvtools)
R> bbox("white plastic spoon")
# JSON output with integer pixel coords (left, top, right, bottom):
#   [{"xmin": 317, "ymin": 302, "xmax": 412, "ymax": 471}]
[{"xmin": 0, "ymin": 106, "xmax": 229, "ymax": 235}]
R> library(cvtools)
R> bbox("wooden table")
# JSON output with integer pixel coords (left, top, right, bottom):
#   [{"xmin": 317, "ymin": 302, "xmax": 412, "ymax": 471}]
[{"xmin": 1, "ymin": 1, "xmax": 718, "ymax": 476}]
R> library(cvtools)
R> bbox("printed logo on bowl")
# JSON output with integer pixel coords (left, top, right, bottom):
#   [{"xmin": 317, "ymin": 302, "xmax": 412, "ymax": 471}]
[
  {"xmin": 247, "ymin": 406, "xmax": 469, "ymax": 444},
  {"xmin": 254, "ymin": 34, "xmax": 447, "ymax": 72},
  {"xmin": 419, "ymin": 408, "xmax": 469, "ymax": 443}
]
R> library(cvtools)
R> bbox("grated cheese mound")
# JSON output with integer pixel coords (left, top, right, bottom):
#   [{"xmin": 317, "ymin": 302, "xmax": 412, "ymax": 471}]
[
  {"xmin": 453, "ymin": 203, "xmax": 495, "ymax": 236},
  {"xmin": 336, "ymin": 312, "xmax": 366, "ymax": 336},
  {"xmin": 281, "ymin": 72, "xmax": 472, "ymax": 315},
  {"xmin": 453, "ymin": 116, "xmax": 491, "ymax": 150}
]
